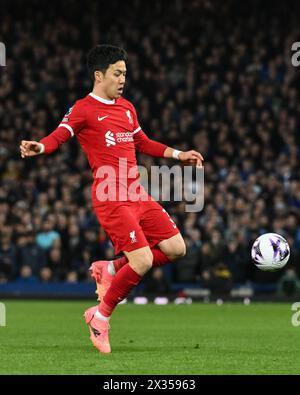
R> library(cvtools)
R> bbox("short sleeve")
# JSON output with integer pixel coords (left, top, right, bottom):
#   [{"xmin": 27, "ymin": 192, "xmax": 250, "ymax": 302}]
[{"xmin": 58, "ymin": 102, "xmax": 86, "ymax": 137}]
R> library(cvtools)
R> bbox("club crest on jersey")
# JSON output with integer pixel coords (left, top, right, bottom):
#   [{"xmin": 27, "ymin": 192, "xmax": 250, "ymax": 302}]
[
  {"xmin": 126, "ymin": 110, "xmax": 133, "ymax": 125},
  {"xmin": 129, "ymin": 230, "xmax": 137, "ymax": 243}
]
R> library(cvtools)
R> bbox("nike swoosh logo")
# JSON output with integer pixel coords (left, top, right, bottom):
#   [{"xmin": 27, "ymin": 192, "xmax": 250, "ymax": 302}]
[{"xmin": 98, "ymin": 115, "xmax": 109, "ymax": 121}]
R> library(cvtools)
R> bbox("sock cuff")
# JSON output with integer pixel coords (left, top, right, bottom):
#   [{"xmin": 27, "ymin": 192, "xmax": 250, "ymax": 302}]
[
  {"xmin": 95, "ymin": 309, "xmax": 110, "ymax": 321},
  {"xmin": 98, "ymin": 301, "xmax": 112, "ymax": 318},
  {"xmin": 108, "ymin": 261, "xmax": 116, "ymax": 276}
]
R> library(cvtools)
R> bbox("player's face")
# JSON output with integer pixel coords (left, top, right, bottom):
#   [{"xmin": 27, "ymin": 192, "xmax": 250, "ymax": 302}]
[{"xmin": 103, "ymin": 61, "xmax": 126, "ymax": 99}]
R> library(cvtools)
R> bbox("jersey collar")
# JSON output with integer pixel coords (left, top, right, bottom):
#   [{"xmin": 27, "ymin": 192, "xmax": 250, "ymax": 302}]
[{"xmin": 89, "ymin": 92, "xmax": 115, "ymax": 105}]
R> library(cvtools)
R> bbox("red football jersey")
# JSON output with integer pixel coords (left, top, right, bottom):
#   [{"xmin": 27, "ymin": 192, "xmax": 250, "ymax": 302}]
[{"xmin": 40, "ymin": 93, "xmax": 168, "ymax": 206}]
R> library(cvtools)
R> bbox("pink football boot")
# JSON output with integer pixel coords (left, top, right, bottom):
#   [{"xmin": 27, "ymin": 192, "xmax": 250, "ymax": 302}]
[
  {"xmin": 84, "ymin": 305, "xmax": 111, "ymax": 354},
  {"xmin": 89, "ymin": 261, "xmax": 114, "ymax": 302}
]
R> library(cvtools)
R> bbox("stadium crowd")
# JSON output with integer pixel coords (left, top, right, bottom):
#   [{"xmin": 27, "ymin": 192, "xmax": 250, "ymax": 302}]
[{"xmin": 0, "ymin": 0, "xmax": 300, "ymax": 293}]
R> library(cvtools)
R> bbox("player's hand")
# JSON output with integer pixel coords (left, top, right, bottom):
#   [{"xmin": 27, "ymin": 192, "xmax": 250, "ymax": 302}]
[
  {"xmin": 178, "ymin": 150, "xmax": 204, "ymax": 168},
  {"xmin": 20, "ymin": 140, "xmax": 43, "ymax": 158}
]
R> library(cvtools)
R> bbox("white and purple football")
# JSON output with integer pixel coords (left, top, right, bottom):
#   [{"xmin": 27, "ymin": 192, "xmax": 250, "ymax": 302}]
[{"xmin": 251, "ymin": 233, "xmax": 290, "ymax": 271}]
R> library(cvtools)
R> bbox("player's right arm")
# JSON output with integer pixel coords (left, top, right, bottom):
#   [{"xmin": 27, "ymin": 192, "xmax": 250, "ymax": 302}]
[
  {"xmin": 20, "ymin": 140, "xmax": 46, "ymax": 157},
  {"xmin": 20, "ymin": 102, "xmax": 85, "ymax": 158}
]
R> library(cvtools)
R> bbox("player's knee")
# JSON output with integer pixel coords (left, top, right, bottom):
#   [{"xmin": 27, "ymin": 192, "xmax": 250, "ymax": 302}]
[
  {"xmin": 129, "ymin": 249, "xmax": 153, "ymax": 275},
  {"xmin": 177, "ymin": 240, "xmax": 187, "ymax": 258},
  {"xmin": 172, "ymin": 239, "xmax": 186, "ymax": 259},
  {"xmin": 142, "ymin": 250, "xmax": 154, "ymax": 270}
]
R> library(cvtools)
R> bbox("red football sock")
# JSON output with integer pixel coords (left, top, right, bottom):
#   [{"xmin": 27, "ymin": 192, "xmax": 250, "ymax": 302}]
[
  {"xmin": 113, "ymin": 248, "xmax": 171, "ymax": 272},
  {"xmin": 98, "ymin": 264, "xmax": 142, "ymax": 317},
  {"xmin": 113, "ymin": 256, "xmax": 127, "ymax": 272},
  {"xmin": 151, "ymin": 248, "xmax": 171, "ymax": 267}
]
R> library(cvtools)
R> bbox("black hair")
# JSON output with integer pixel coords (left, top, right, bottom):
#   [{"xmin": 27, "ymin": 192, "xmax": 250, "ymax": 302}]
[{"xmin": 87, "ymin": 44, "xmax": 128, "ymax": 80}]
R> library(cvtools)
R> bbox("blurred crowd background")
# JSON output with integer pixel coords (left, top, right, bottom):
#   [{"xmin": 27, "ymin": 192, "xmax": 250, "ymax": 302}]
[{"xmin": 1, "ymin": 0, "xmax": 300, "ymax": 296}]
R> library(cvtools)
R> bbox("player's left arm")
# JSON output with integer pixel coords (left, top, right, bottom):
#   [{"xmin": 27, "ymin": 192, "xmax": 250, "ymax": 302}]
[
  {"xmin": 134, "ymin": 130, "xmax": 204, "ymax": 168},
  {"xmin": 131, "ymin": 104, "xmax": 203, "ymax": 167},
  {"xmin": 164, "ymin": 147, "xmax": 204, "ymax": 168}
]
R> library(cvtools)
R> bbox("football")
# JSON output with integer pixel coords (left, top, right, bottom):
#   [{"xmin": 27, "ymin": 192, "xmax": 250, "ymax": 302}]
[{"xmin": 251, "ymin": 233, "xmax": 290, "ymax": 271}]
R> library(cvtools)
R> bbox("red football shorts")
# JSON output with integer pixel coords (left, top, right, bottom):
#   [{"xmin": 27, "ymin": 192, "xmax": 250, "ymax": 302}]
[{"xmin": 93, "ymin": 197, "xmax": 180, "ymax": 255}]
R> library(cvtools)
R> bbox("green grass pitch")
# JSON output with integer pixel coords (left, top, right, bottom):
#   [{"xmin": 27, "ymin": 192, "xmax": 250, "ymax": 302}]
[{"xmin": 0, "ymin": 300, "xmax": 299, "ymax": 375}]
